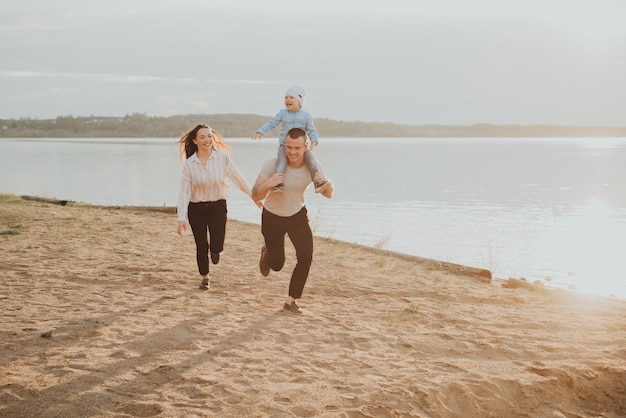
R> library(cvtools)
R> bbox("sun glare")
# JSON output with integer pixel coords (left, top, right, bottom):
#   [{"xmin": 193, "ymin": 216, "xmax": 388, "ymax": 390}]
[{"xmin": 540, "ymin": 198, "xmax": 625, "ymax": 298}]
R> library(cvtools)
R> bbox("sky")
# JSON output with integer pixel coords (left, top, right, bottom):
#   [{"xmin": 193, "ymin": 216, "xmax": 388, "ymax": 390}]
[{"xmin": 1, "ymin": 0, "xmax": 625, "ymax": 126}]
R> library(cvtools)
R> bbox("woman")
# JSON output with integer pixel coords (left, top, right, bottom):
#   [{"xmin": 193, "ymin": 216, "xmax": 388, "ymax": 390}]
[{"xmin": 177, "ymin": 123, "xmax": 258, "ymax": 290}]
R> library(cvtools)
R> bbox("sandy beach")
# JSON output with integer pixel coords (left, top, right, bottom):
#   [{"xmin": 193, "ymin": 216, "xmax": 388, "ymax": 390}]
[{"xmin": 1, "ymin": 194, "xmax": 625, "ymax": 417}]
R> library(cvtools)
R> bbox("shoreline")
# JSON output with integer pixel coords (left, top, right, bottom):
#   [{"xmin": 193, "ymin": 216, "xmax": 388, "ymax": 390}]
[
  {"xmin": 17, "ymin": 194, "xmax": 497, "ymax": 286},
  {"xmin": 1, "ymin": 193, "xmax": 625, "ymax": 416},
  {"xmin": 20, "ymin": 194, "xmax": 620, "ymax": 301}
]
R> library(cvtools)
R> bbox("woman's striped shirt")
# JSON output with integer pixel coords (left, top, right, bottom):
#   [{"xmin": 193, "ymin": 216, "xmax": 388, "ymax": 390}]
[{"xmin": 177, "ymin": 150, "xmax": 250, "ymax": 221}]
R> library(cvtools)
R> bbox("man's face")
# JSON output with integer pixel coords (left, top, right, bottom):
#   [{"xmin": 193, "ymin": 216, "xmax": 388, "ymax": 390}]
[{"xmin": 284, "ymin": 134, "xmax": 306, "ymax": 165}]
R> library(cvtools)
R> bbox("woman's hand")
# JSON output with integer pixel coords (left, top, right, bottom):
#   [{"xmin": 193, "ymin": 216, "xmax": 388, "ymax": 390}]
[{"xmin": 177, "ymin": 221, "xmax": 187, "ymax": 236}]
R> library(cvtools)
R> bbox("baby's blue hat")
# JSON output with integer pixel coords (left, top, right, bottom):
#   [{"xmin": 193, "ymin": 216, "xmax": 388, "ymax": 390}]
[{"xmin": 285, "ymin": 85, "xmax": 306, "ymax": 105}]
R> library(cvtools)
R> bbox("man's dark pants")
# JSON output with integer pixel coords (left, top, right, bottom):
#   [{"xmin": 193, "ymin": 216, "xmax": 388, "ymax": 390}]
[{"xmin": 261, "ymin": 207, "xmax": 313, "ymax": 299}]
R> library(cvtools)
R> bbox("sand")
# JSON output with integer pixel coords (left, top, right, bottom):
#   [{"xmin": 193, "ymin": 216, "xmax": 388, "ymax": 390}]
[{"xmin": 1, "ymin": 194, "xmax": 625, "ymax": 417}]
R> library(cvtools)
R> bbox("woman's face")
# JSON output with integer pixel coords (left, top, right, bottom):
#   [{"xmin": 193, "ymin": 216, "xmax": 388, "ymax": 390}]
[{"xmin": 193, "ymin": 127, "xmax": 213, "ymax": 151}]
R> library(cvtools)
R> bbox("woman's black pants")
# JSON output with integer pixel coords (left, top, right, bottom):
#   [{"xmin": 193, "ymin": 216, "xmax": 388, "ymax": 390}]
[{"xmin": 188, "ymin": 200, "xmax": 227, "ymax": 276}]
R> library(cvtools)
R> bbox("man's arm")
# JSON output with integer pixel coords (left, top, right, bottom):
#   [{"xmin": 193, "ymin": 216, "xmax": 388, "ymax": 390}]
[
  {"xmin": 251, "ymin": 173, "xmax": 284, "ymax": 201},
  {"xmin": 313, "ymin": 172, "xmax": 334, "ymax": 198},
  {"xmin": 320, "ymin": 181, "xmax": 334, "ymax": 198}
]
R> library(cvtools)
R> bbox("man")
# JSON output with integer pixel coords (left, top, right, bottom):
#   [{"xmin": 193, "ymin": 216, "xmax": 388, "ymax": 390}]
[{"xmin": 251, "ymin": 128, "xmax": 334, "ymax": 314}]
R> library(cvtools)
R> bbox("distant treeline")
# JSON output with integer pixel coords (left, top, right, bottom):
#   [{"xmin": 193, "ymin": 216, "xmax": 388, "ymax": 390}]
[{"xmin": 1, "ymin": 113, "xmax": 625, "ymax": 138}]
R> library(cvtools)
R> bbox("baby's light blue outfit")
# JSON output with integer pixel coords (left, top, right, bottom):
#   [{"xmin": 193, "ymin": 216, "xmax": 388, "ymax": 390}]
[{"xmin": 255, "ymin": 108, "xmax": 321, "ymax": 179}]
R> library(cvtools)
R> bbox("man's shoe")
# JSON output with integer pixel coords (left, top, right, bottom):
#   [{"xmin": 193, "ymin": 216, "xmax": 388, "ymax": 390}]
[
  {"xmin": 199, "ymin": 278, "xmax": 210, "ymax": 290},
  {"xmin": 314, "ymin": 179, "xmax": 332, "ymax": 194},
  {"xmin": 283, "ymin": 301, "xmax": 303, "ymax": 314},
  {"xmin": 210, "ymin": 252, "xmax": 220, "ymax": 265},
  {"xmin": 259, "ymin": 245, "xmax": 270, "ymax": 277}
]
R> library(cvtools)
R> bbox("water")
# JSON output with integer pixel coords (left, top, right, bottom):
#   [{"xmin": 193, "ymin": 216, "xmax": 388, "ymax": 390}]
[{"xmin": 2, "ymin": 137, "xmax": 625, "ymax": 299}]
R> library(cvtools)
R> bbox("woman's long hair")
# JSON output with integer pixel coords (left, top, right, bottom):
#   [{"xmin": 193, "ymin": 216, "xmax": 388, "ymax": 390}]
[{"xmin": 178, "ymin": 124, "xmax": 231, "ymax": 165}]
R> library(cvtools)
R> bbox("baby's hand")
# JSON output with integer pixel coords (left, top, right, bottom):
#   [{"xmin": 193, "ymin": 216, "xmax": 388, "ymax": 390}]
[{"xmin": 252, "ymin": 133, "xmax": 263, "ymax": 140}]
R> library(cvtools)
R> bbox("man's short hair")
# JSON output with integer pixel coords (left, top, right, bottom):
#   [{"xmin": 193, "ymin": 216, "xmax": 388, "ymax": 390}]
[{"xmin": 286, "ymin": 128, "xmax": 306, "ymax": 141}]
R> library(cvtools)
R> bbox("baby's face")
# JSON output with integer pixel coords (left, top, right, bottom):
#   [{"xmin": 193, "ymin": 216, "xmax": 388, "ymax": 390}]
[{"xmin": 284, "ymin": 95, "xmax": 302, "ymax": 111}]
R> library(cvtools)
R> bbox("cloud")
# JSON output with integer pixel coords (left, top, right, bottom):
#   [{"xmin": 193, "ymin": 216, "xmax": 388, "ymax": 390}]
[
  {"xmin": 0, "ymin": 71, "xmax": 280, "ymax": 86},
  {"xmin": 1, "ymin": 2, "xmax": 625, "ymax": 124},
  {"xmin": 0, "ymin": 86, "xmax": 79, "ymax": 103},
  {"xmin": 0, "ymin": 71, "xmax": 182, "ymax": 83}
]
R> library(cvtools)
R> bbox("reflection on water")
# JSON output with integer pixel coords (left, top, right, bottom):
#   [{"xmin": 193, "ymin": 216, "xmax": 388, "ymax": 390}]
[{"xmin": 1, "ymin": 137, "xmax": 625, "ymax": 298}]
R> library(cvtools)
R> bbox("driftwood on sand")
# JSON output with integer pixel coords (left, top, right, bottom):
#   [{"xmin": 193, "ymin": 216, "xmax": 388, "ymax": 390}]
[
  {"xmin": 502, "ymin": 277, "xmax": 541, "ymax": 291},
  {"xmin": 346, "ymin": 243, "xmax": 492, "ymax": 283},
  {"xmin": 21, "ymin": 195, "xmax": 69, "ymax": 206},
  {"xmin": 21, "ymin": 195, "xmax": 177, "ymax": 214}
]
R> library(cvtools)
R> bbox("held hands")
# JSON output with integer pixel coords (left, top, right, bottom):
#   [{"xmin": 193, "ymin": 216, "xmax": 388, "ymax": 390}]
[
  {"xmin": 177, "ymin": 221, "xmax": 187, "ymax": 236},
  {"xmin": 251, "ymin": 133, "xmax": 263, "ymax": 140},
  {"xmin": 309, "ymin": 140, "xmax": 318, "ymax": 151}
]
